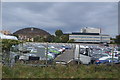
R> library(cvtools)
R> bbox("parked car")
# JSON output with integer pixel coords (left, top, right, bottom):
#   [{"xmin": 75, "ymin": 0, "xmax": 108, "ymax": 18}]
[
  {"xmin": 95, "ymin": 57, "xmax": 119, "ymax": 64},
  {"xmin": 58, "ymin": 48, "xmax": 66, "ymax": 53},
  {"xmin": 48, "ymin": 48, "xmax": 61, "ymax": 54},
  {"xmin": 61, "ymin": 45, "xmax": 71, "ymax": 49},
  {"xmin": 47, "ymin": 52, "xmax": 55, "ymax": 59},
  {"xmin": 91, "ymin": 53, "xmax": 110, "ymax": 64},
  {"xmin": 19, "ymin": 53, "xmax": 38, "ymax": 61}
]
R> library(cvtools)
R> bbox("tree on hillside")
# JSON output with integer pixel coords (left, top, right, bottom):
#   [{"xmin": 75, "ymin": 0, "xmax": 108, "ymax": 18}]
[
  {"xmin": 60, "ymin": 34, "xmax": 69, "ymax": 43},
  {"xmin": 55, "ymin": 30, "xmax": 63, "ymax": 37},
  {"xmin": 67, "ymin": 39, "xmax": 75, "ymax": 43},
  {"xmin": 12, "ymin": 34, "xmax": 19, "ymax": 38},
  {"xmin": 115, "ymin": 35, "xmax": 120, "ymax": 44},
  {"xmin": 54, "ymin": 36, "xmax": 61, "ymax": 43},
  {"xmin": 2, "ymin": 39, "xmax": 22, "ymax": 51},
  {"xmin": 34, "ymin": 36, "xmax": 45, "ymax": 42},
  {"xmin": 50, "ymin": 35, "xmax": 55, "ymax": 42},
  {"xmin": 44, "ymin": 35, "xmax": 55, "ymax": 42}
]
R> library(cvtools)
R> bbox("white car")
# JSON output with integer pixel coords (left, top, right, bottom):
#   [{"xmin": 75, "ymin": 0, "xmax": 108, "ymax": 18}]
[
  {"xmin": 47, "ymin": 52, "xmax": 55, "ymax": 59},
  {"xmin": 99, "ymin": 56, "xmax": 118, "ymax": 60},
  {"xmin": 19, "ymin": 53, "xmax": 37, "ymax": 61},
  {"xmin": 95, "ymin": 56, "xmax": 119, "ymax": 64},
  {"xmin": 58, "ymin": 48, "xmax": 65, "ymax": 53}
]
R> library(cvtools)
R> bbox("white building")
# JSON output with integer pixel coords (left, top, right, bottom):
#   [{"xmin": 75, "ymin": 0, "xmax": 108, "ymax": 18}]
[
  {"xmin": 0, "ymin": 33, "xmax": 18, "ymax": 40},
  {"xmin": 81, "ymin": 27, "xmax": 101, "ymax": 34},
  {"xmin": 69, "ymin": 27, "xmax": 110, "ymax": 43},
  {"xmin": 69, "ymin": 33, "xmax": 110, "ymax": 43}
]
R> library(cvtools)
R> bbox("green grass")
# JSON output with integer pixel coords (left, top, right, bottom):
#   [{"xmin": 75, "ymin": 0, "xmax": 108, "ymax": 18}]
[{"xmin": 2, "ymin": 64, "xmax": 120, "ymax": 78}]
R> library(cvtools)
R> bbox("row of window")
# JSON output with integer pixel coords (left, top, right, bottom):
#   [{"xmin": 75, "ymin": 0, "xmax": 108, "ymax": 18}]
[
  {"xmin": 70, "ymin": 36, "xmax": 99, "ymax": 38},
  {"xmin": 75, "ymin": 40, "xmax": 100, "ymax": 41},
  {"xmin": 69, "ymin": 36, "xmax": 110, "ymax": 39},
  {"xmin": 102, "ymin": 40, "xmax": 110, "ymax": 42},
  {"xmin": 75, "ymin": 39, "xmax": 110, "ymax": 42}
]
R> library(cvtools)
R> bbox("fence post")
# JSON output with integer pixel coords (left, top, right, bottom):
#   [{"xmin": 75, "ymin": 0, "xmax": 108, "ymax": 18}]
[
  {"xmin": 112, "ymin": 44, "xmax": 114, "ymax": 66},
  {"xmin": 73, "ymin": 44, "xmax": 75, "ymax": 60},
  {"xmin": 78, "ymin": 44, "xmax": 80, "ymax": 65},
  {"xmin": 46, "ymin": 42, "xmax": 48, "ymax": 66}
]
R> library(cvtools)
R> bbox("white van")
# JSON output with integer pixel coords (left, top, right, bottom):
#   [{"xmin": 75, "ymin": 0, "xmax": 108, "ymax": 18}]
[{"xmin": 74, "ymin": 44, "xmax": 92, "ymax": 64}]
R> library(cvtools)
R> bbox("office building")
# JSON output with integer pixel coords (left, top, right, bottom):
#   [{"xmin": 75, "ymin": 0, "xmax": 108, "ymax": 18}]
[
  {"xmin": 80, "ymin": 27, "xmax": 101, "ymax": 33},
  {"xmin": 69, "ymin": 27, "xmax": 110, "ymax": 43}
]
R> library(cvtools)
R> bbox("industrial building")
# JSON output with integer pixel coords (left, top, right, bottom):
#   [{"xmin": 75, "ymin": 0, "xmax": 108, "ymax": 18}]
[{"xmin": 69, "ymin": 27, "xmax": 110, "ymax": 43}]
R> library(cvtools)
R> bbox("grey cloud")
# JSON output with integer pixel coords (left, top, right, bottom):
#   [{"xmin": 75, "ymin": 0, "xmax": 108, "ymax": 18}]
[{"xmin": 2, "ymin": 2, "xmax": 118, "ymax": 37}]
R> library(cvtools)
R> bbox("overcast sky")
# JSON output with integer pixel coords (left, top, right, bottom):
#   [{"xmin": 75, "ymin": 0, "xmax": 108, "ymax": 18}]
[{"xmin": 2, "ymin": 2, "xmax": 118, "ymax": 37}]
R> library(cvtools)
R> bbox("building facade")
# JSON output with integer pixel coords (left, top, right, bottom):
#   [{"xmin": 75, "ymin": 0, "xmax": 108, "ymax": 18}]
[
  {"xmin": 69, "ymin": 27, "xmax": 110, "ymax": 43},
  {"xmin": 69, "ymin": 33, "xmax": 110, "ymax": 43},
  {"xmin": 80, "ymin": 27, "xmax": 101, "ymax": 34}
]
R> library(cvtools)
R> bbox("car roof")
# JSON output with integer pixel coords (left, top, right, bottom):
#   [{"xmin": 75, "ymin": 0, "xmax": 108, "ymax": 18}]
[{"xmin": 99, "ymin": 56, "xmax": 118, "ymax": 60}]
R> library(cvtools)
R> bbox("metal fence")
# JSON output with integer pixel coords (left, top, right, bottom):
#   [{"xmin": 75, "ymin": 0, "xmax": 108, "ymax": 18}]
[{"xmin": 2, "ymin": 42, "xmax": 119, "ymax": 67}]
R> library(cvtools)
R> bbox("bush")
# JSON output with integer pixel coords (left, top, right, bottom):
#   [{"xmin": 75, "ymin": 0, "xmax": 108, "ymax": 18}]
[{"xmin": 1, "ymin": 39, "xmax": 22, "ymax": 51}]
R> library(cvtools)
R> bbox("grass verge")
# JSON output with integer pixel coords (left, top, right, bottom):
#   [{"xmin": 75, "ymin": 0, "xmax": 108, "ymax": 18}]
[{"xmin": 2, "ymin": 64, "xmax": 120, "ymax": 78}]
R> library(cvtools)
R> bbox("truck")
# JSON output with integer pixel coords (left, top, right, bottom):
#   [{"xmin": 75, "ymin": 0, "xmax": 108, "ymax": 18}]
[{"xmin": 74, "ymin": 44, "xmax": 92, "ymax": 64}]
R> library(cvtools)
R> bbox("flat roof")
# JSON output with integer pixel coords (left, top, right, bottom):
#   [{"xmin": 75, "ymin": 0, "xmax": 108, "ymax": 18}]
[
  {"xmin": 64, "ymin": 32, "xmax": 110, "ymax": 36},
  {"xmin": 72, "ymin": 32, "xmax": 100, "ymax": 35}
]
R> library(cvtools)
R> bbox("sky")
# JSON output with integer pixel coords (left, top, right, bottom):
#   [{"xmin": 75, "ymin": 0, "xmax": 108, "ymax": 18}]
[{"xmin": 2, "ymin": 2, "xmax": 118, "ymax": 37}]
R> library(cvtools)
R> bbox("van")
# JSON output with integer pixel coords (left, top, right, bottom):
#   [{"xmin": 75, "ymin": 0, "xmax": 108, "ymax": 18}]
[{"xmin": 74, "ymin": 44, "xmax": 92, "ymax": 64}]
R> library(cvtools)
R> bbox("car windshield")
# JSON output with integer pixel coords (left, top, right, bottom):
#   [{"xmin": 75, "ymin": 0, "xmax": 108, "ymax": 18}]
[
  {"xmin": 93, "ymin": 54, "xmax": 108, "ymax": 58},
  {"xmin": 100, "ymin": 55, "xmax": 108, "ymax": 57},
  {"xmin": 80, "ymin": 48, "xmax": 85, "ymax": 54},
  {"xmin": 106, "ymin": 58, "xmax": 118, "ymax": 60}
]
